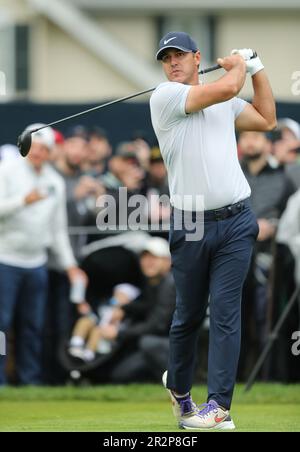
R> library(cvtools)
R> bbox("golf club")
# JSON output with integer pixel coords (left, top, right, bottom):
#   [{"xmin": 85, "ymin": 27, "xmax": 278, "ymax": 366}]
[{"xmin": 17, "ymin": 55, "xmax": 256, "ymax": 157}]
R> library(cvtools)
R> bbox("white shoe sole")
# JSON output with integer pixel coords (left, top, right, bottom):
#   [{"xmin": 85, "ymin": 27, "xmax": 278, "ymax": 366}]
[
  {"xmin": 179, "ymin": 419, "xmax": 236, "ymax": 431},
  {"xmin": 216, "ymin": 420, "xmax": 236, "ymax": 430}
]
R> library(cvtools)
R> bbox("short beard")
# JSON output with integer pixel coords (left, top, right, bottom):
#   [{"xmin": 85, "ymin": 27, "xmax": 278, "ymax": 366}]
[
  {"xmin": 66, "ymin": 157, "xmax": 81, "ymax": 172},
  {"xmin": 245, "ymin": 152, "xmax": 263, "ymax": 161}
]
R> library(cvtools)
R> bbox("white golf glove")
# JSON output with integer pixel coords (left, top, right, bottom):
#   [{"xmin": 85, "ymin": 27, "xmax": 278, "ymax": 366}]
[{"xmin": 231, "ymin": 48, "xmax": 264, "ymax": 76}]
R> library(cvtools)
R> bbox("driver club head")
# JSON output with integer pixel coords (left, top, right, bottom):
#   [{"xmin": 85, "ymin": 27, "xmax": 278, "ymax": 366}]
[{"xmin": 17, "ymin": 130, "xmax": 32, "ymax": 157}]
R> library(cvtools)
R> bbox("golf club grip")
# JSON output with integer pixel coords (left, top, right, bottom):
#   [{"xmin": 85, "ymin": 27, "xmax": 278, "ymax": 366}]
[
  {"xmin": 199, "ymin": 52, "xmax": 257, "ymax": 75},
  {"xmin": 199, "ymin": 64, "xmax": 221, "ymax": 75}
]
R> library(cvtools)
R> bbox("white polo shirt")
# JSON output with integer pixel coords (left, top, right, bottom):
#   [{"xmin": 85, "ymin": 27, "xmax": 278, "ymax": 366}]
[{"xmin": 150, "ymin": 81, "xmax": 251, "ymax": 211}]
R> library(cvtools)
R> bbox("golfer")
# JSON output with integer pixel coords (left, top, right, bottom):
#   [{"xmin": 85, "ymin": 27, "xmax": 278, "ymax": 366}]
[{"xmin": 150, "ymin": 32, "xmax": 276, "ymax": 430}]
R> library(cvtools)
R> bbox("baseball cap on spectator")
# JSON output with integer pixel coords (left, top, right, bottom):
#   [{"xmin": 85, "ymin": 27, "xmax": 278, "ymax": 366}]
[
  {"xmin": 54, "ymin": 129, "xmax": 65, "ymax": 145},
  {"xmin": 115, "ymin": 141, "xmax": 139, "ymax": 161},
  {"xmin": 65, "ymin": 125, "xmax": 89, "ymax": 141},
  {"xmin": 277, "ymin": 118, "xmax": 300, "ymax": 140},
  {"xmin": 89, "ymin": 126, "xmax": 108, "ymax": 139},
  {"xmin": 142, "ymin": 237, "xmax": 170, "ymax": 258},
  {"xmin": 150, "ymin": 146, "xmax": 164, "ymax": 163},
  {"xmin": 156, "ymin": 31, "xmax": 198, "ymax": 61},
  {"xmin": 25, "ymin": 123, "xmax": 55, "ymax": 150}
]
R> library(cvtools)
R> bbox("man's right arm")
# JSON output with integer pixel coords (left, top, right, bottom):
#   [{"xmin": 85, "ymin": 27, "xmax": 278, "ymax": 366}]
[
  {"xmin": 185, "ymin": 54, "xmax": 247, "ymax": 113},
  {"xmin": 0, "ymin": 172, "xmax": 45, "ymax": 218}
]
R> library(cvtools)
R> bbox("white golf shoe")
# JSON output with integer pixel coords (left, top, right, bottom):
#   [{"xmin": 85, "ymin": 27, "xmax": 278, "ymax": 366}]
[{"xmin": 184, "ymin": 400, "xmax": 236, "ymax": 430}]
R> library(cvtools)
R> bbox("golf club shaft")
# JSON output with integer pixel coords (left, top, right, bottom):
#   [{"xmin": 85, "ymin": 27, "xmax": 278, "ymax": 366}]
[{"xmin": 29, "ymin": 64, "xmax": 222, "ymax": 134}]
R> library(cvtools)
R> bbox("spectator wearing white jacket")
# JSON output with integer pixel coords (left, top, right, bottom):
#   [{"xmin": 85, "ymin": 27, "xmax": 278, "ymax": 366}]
[{"xmin": 0, "ymin": 124, "xmax": 87, "ymax": 385}]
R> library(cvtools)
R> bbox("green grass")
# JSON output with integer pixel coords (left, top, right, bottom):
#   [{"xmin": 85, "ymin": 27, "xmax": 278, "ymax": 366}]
[{"xmin": 0, "ymin": 384, "xmax": 300, "ymax": 432}]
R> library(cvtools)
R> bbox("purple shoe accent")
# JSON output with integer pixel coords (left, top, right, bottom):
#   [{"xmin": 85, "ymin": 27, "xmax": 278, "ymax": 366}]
[
  {"xmin": 173, "ymin": 393, "xmax": 195, "ymax": 416},
  {"xmin": 198, "ymin": 400, "xmax": 219, "ymax": 417}
]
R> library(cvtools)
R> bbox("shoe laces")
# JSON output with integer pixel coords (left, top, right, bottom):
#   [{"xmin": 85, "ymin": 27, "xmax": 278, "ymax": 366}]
[
  {"xmin": 198, "ymin": 400, "xmax": 219, "ymax": 418},
  {"xmin": 174, "ymin": 394, "xmax": 197, "ymax": 416}
]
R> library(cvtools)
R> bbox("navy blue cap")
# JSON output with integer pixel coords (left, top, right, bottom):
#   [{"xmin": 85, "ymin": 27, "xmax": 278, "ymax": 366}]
[
  {"xmin": 65, "ymin": 125, "xmax": 89, "ymax": 141},
  {"xmin": 156, "ymin": 31, "xmax": 198, "ymax": 61}
]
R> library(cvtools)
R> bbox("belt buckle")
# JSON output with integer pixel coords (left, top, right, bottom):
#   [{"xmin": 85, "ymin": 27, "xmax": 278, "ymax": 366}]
[
  {"xmin": 236, "ymin": 202, "xmax": 243, "ymax": 213},
  {"xmin": 214, "ymin": 208, "xmax": 224, "ymax": 221},
  {"xmin": 227, "ymin": 205, "xmax": 233, "ymax": 217}
]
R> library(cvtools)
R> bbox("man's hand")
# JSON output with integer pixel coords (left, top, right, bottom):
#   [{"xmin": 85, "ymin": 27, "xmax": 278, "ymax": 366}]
[
  {"xmin": 24, "ymin": 189, "xmax": 46, "ymax": 206},
  {"xmin": 217, "ymin": 54, "xmax": 246, "ymax": 73},
  {"xmin": 231, "ymin": 49, "xmax": 264, "ymax": 76},
  {"xmin": 133, "ymin": 139, "xmax": 151, "ymax": 170},
  {"xmin": 67, "ymin": 266, "xmax": 88, "ymax": 286}
]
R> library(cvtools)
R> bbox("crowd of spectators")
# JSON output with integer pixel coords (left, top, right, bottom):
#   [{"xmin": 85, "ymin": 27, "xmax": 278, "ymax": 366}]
[{"xmin": 0, "ymin": 117, "xmax": 299, "ymax": 386}]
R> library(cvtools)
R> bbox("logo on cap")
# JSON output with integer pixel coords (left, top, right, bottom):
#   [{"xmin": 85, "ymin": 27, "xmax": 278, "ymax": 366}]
[{"xmin": 163, "ymin": 37, "xmax": 177, "ymax": 45}]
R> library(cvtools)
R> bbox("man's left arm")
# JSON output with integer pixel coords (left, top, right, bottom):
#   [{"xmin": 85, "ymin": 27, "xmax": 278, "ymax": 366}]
[{"xmin": 234, "ymin": 49, "xmax": 277, "ymax": 132}]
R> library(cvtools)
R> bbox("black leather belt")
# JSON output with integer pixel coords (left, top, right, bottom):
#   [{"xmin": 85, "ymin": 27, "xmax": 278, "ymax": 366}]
[
  {"xmin": 204, "ymin": 198, "xmax": 250, "ymax": 221},
  {"xmin": 171, "ymin": 198, "xmax": 250, "ymax": 222}
]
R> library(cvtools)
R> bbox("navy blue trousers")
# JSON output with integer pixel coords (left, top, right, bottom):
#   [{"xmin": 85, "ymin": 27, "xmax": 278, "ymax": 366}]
[
  {"xmin": 0, "ymin": 263, "xmax": 48, "ymax": 385},
  {"xmin": 167, "ymin": 202, "xmax": 259, "ymax": 409}
]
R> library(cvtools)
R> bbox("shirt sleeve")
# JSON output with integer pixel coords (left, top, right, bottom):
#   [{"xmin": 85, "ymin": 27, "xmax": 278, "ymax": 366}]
[
  {"xmin": 150, "ymin": 82, "xmax": 192, "ymax": 130},
  {"xmin": 49, "ymin": 179, "xmax": 77, "ymax": 270},
  {"xmin": 232, "ymin": 97, "xmax": 248, "ymax": 119},
  {"xmin": 0, "ymin": 163, "xmax": 24, "ymax": 218}
]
